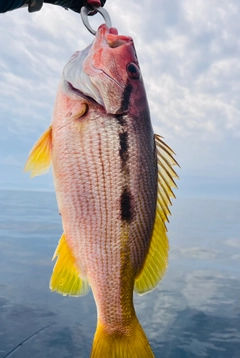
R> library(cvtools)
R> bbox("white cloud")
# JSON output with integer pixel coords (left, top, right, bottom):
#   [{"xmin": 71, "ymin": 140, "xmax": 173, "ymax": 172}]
[
  {"xmin": 224, "ymin": 238, "xmax": 240, "ymax": 248},
  {"xmin": 182, "ymin": 270, "xmax": 229, "ymax": 313},
  {"xmin": 0, "ymin": 0, "xmax": 239, "ymax": 191},
  {"xmin": 1, "ymin": 0, "xmax": 240, "ymax": 138},
  {"xmin": 171, "ymin": 247, "xmax": 219, "ymax": 260},
  {"xmin": 0, "ymin": 154, "xmax": 23, "ymax": 166}
]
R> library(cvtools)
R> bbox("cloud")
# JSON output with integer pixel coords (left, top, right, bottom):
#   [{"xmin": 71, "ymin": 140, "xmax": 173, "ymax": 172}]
[
  {"xmin": 224, "ymin": 238, "xmax": 240, "ymax": 248},
  {"xmin": 181, "ymin": 270, "xmax": 235, "ymax": 314},
  {"xmin": 2, "ymin": 0, "xmax": 240, "ymax": 137},
  {"xmin": 135, "ymin": 0, "xmax": 240, "ymax": 140},
  {"xmin": 0, "ymin": 0, "xmax": 239, "ymax": 193},
  {"xmin": 0, "ymin": 154, "xmax": 23, "ymax": 166},
  {"xmin": 171, "ymin": 247, "xmax": 219, "ymax": 260}
]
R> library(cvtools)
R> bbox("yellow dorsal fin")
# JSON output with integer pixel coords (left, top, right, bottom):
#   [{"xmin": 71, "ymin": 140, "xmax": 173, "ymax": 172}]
[
  {"xmin": 50, "ymin": 233, "xmax": 90, "ymax": 297},
  {"xmin": 24, "ymin": 126, "xmax": 52, "ymax": 178},
  {"xmin": 134, "ymin": 134, "xmax": 179, "ymax": 295}
]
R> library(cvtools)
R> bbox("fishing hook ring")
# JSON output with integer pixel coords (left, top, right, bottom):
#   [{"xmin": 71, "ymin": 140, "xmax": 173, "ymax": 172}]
[{"xmin": 81, "ymin": 6, "xmax": 112, "ymax": 35}]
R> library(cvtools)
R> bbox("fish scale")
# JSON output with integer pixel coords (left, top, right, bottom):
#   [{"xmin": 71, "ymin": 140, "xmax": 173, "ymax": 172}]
[
  {"xmin": 57, "ymin": 104, "xmax": 154, "ymax": 330},
  {"xmin": 53, "ymin": 110, "xmax": 155, "ymax": 326},
  {"xmin": 25, "ymin": 24, "xmax": 179, "ymax": 358}
]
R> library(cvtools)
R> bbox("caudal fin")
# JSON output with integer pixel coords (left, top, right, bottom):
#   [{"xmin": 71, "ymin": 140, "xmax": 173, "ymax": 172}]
[{"xmin": 91, "ymin": 317, "xmax": 154, "ymax": 358}]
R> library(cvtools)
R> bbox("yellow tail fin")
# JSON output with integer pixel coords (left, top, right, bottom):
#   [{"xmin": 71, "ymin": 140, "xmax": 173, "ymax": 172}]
[{"xmin": 91, "ymin": 317, "xmax": 154, "ymax": 358}]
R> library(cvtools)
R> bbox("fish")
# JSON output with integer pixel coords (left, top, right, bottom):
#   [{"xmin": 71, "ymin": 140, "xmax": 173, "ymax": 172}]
[{"xmin": 24, "ymin": 24, "xmax": 179, "ymax": 358}]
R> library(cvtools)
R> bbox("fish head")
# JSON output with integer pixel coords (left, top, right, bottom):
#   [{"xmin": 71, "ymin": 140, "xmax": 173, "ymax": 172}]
[{"xmin": 63, "ymin": 24, "xmax": 143, "ymax": 115}]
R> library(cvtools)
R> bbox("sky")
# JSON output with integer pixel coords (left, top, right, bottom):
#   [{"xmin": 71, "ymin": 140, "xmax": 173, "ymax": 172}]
[{"xmin": 0, "ymin": 0, "xmax": 239, "ymax": 198}]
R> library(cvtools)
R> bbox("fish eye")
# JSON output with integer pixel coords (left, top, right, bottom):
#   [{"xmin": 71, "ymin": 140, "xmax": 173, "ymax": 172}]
[{"xmin": 126, "ymin": 62, "xmax": 140, "ymax": 79}]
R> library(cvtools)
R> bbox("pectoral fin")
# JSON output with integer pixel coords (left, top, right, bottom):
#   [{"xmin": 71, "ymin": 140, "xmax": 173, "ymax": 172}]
[
  {"xmin": 50, "ymin": 233, "xmax": 90, "ymax": 297},
  {"xmin": 134, "ymin": 134, "xmax": 179, "ymax": 295},
  {"xmin": 24, "ymin": 126, "xmax": 52, "ymax": 178}
]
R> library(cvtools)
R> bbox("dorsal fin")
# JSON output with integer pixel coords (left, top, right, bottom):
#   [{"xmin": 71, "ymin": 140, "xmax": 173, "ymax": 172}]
[
  {"xmin": 50, "ymin": 233, "xmax": 90, "ymax": 297},
  {"xmin": 24, "ymin": 126, "xmax": 52, "ymax": 178},
  {"xmin": 134, "ymin": 134, "xmax": 179, "ymax": 295}
]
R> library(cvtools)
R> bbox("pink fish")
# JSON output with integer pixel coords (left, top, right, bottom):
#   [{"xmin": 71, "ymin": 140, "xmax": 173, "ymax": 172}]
[{"xmin": 25, "ymin": 24, "xmax": 178, "ymax": 357}]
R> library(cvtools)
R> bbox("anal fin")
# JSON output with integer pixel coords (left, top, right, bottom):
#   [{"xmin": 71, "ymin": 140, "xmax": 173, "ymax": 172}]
[{"xmin": 50, "ymin": 233, "xmax": 90, "ymax": 297}]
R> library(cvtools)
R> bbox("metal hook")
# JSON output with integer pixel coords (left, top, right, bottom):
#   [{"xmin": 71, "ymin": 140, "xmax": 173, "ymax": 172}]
[{"xmin": 81, "ymin": 6, "xmax": 112, "ymax": 35}]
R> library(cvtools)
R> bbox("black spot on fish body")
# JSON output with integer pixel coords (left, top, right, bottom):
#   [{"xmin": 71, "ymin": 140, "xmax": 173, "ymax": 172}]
[
  {"xmin": 118, "ymin": 80, "xmax": 133, "ymax": 114},
  {"xmin": 119, "ymin": 132, "xmax": 128, "ymax": 152},
  {"xmin": 120, "ymin": 188, "xmax": 133, "ymax": 222},
  {"xmin": 115, "ymin": 114, "xmax": 126, "ymax": 126},
  {"xmin": 119, "ymin": 132, "xmax": 129, "ymax": 164}
]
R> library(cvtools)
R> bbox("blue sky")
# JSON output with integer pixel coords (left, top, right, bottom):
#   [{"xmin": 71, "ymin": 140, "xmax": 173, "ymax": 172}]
[{"xmin": 0, "ymin": 0, "xmax": 239, "ymax": 198}]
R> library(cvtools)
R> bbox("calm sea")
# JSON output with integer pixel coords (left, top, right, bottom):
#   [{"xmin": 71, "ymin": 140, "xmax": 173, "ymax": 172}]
[{"xmin": 0, "ymin": 189, "xmax": 239, "ymax": 358}]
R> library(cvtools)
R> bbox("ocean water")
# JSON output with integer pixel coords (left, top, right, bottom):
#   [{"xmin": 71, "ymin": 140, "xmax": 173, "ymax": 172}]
[{"xmin": 0, "ymin": 189, "xmax": 239, "ymax": 358}]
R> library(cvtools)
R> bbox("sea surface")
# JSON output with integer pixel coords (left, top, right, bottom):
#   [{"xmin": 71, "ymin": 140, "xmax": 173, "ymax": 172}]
[{"xmin": 0, "ymin": 189, "xmax": 239, "ymax": 358}]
